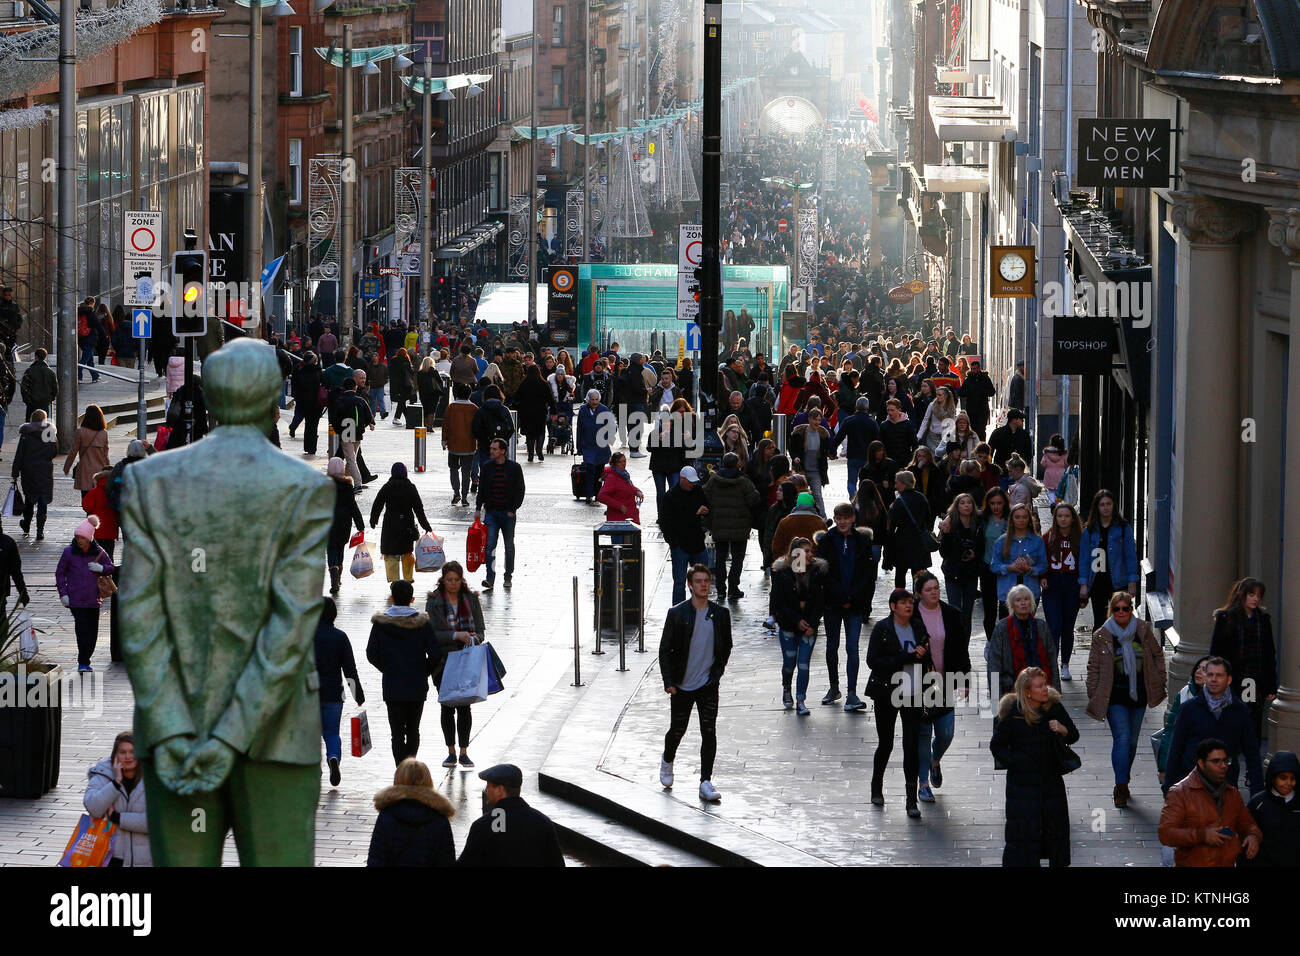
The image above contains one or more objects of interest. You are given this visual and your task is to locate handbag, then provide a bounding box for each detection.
[350,709,372,757]
[415,530,446,572]
[485,642,506,695]
[1052,733,1082,775]
[350,542,375,579]
[898,494,941,552]
[438,642,492,707]
[154,424,172,451]
[1149,728,1164,761]
[317,384,329,407]
[3,480,22,518]
[97,573,118,599]
[58,814,117,867]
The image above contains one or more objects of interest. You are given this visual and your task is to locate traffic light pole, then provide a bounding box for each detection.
[699,2,722,429]
[420,56,433,331]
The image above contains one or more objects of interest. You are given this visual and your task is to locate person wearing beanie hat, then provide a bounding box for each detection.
[370,461,431,582]
[771,491,831,563]
[81,467,124,660]
[56,513,116,671]
[326,457,364,595]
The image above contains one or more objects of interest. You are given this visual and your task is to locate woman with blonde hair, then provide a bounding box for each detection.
[366,758,456,866]
[990,666,1079,867]
[917,385,957,453]
[717,414,750,471]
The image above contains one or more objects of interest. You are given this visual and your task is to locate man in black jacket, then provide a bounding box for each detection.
[475,438,525,591]
[957,357,996,438]
[330,379,375,486]
[621,353,650,457]
[658,564,733,803]
[987,408,1033,470]
[19,347,57,422]
[1165,657,1264,797]
[658,466,709,604]
[458,763,564,866]
[815,505,876,711]
[365,580,438,765]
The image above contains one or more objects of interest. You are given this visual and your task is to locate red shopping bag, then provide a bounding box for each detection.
[350,709,372,757]
[348,530,365,549]
[465,516,487,572]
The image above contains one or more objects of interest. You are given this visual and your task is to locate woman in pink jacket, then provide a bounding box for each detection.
[597,452,644,524]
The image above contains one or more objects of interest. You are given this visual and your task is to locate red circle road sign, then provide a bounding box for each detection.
[684,239,702,266]
[778,219,788,232]
[130,226,157,255]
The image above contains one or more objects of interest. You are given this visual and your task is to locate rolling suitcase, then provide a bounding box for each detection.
[570,456,603,500]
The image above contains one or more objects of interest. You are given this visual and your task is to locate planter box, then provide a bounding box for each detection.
[0,663,63,799]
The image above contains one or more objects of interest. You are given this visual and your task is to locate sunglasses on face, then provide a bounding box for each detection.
[1114,605,1132,612]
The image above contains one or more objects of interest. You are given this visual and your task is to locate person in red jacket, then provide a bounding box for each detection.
[81,468,123,660]
[597,452,644,524]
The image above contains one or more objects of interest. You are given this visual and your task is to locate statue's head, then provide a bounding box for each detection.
[204,339,281,427]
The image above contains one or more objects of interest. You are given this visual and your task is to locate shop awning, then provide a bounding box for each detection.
[923,164,990,193]
[928,95,1016,142]
[435,220,505,259]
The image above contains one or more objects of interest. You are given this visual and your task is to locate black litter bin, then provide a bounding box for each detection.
[593,520,642,636]
[405,402,423,429]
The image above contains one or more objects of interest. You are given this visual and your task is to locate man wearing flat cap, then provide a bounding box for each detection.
[457,764,564,867]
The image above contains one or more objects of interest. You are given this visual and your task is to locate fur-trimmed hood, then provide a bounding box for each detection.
[370,610,431,628]
[374,784,455,817]
[997,687,1062,721]
[790,423,831,440]
[770,554,829,574]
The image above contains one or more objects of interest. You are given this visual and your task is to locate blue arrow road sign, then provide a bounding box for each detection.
[132,307,152,339]
[685,322,701,351]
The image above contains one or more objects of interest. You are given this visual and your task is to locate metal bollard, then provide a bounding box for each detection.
[328,425,339,458]
[571,576,583,686]
[636,543,645,652]
[414,426,427,472]
[592,549,605,655]
[773,413,787,454]
[614,544,627,672]
[508,409,519,461]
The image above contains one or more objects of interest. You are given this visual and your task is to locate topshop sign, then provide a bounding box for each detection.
[1076,119,1172,188]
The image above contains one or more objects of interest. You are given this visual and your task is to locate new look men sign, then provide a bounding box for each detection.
[1076,119,1172,187]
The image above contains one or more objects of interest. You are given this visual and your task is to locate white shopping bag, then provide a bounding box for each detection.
[16,610,38,661]
[350,542,375,579]
[414,531,446,572]
[437,643,491,707]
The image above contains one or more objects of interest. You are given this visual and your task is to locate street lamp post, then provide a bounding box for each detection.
[248,0,263,331]
[341,23,355,337]
[56,0,76,453]
[584,0,592,262]
[700,1,721,427]
[421,56,433,329]
[527,0,537,326]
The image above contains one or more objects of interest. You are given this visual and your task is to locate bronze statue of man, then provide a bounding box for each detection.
[120,338,334,865]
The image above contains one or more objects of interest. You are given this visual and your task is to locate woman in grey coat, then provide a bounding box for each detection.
[83,731,151,867]
[425,561,486,770]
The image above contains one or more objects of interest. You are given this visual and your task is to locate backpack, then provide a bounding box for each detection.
[78,313,90,339]
[490,405,514,440]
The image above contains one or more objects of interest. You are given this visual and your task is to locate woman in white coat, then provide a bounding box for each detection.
[83,731,151,867]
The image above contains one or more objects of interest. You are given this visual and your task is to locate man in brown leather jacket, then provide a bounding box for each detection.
[1159,738,1262,867]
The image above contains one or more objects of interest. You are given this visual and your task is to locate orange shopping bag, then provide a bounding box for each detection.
[57,814,117,867]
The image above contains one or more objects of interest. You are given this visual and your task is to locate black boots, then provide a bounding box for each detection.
[329,566,342,595]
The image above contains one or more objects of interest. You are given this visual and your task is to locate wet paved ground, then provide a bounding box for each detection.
[0,383,1170,865]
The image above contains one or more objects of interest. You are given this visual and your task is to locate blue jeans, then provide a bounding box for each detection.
[670,545,707,605]
[483,509,516,581]
[779,629,817,701]
[79,342,99,381]
[1041,573,1080,666]
[846,457,865,497]
[917,710,955,785]
[1107,703,1146,785]
[823,609,863,694]
[370,387,388,416]
[653,470,680,510]
[321,701,344,762]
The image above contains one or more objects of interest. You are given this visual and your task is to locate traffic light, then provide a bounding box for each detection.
[171,250,208,337]
[691,265,704,303]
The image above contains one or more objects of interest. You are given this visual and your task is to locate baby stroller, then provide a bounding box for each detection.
[548,411,574,455]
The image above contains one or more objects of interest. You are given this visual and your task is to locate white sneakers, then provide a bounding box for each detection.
[660,758,674,789]
[662,760,721,802]
[1061,664,1073,681]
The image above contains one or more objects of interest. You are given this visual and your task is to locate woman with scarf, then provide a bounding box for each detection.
[424,561,486,769]
[986,583,1059,696]
[917,386,958,454]
[789,406,833,516]
[1209,577,1278,743]
[769,536,828,716]
[1085,590,1168,808]
[865,587,931,817]
[990,666,1079,867]
[597,451,644,524]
